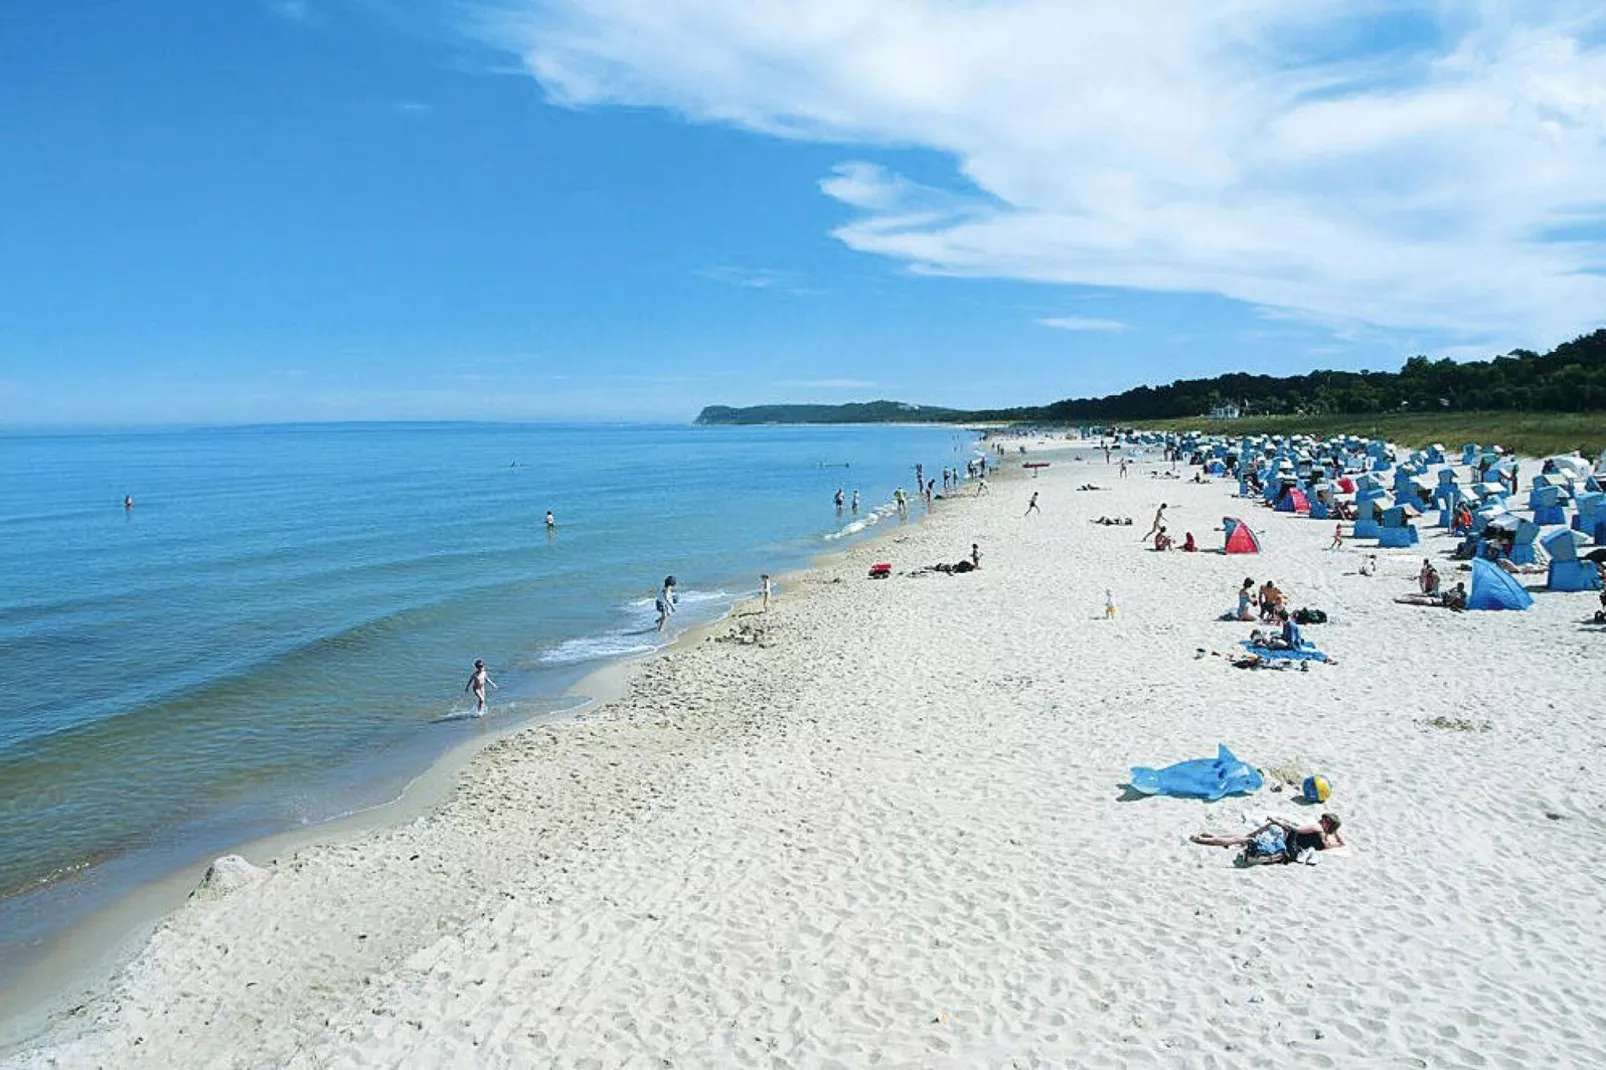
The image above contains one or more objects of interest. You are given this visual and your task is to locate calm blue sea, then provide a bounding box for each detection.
[0,421,978,984]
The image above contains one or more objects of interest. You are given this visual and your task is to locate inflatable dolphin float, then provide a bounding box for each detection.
[1128,744,1263,800]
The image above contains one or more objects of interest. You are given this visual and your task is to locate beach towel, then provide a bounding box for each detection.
[1240,640,1330,663]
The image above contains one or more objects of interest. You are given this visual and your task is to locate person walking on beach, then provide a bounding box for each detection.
[1024,491,1040,517]
[977,476,989,496]
[464,659,496,715]
[760,573,772,612]
[971,543,981,569]
[894,488,908,518]
[655,577,678,633]
[1143,503,1168,541]
[1329,522,1343,550]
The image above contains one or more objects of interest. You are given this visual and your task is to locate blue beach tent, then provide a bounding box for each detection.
[1467,557,1534,611]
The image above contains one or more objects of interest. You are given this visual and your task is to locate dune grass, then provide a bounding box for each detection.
[1125,411,1606,458]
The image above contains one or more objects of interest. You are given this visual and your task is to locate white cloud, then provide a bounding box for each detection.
[476,0,1606,352]
[1037,317,1131,333]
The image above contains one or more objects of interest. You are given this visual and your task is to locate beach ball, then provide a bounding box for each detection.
[1302,775,1332,803]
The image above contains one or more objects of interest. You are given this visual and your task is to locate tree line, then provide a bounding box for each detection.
[983,328,1606,422]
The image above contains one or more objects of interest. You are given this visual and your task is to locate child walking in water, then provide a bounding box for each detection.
[464,658,496,715]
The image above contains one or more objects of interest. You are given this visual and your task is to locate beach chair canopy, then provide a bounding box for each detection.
[1223,517,1261,554]
[1467,557,1534,611]
[1275,487,1309,513]
[1541,528,1590,562]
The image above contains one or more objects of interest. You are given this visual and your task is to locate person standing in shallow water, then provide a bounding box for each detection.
[834,488,844,514]
[464,659,496,716]
[851,489,860,514]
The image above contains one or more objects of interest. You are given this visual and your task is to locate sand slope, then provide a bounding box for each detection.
[8,443,1606,1068]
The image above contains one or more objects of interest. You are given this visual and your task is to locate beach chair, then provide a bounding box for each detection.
[1573,491,1606,544]
[1529,483,1567,526]
[1378,504,1421,548]
[1508,519,1540,565]
[1353,494,1386,539]
[1542,529,1603,591]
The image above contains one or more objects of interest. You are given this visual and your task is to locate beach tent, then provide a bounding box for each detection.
[1275,487,1309,513]
[1467,557,1534,611]
[1223,517,1261,554]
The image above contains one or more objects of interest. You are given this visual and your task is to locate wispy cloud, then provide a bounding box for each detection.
[779,378,880,390]
[266,0,320,26]
[477,1,1606,352]
[697,265,822,296]
[1037,316,1131,333]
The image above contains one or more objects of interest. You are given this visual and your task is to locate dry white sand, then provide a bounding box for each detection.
[6,440,1606,1068]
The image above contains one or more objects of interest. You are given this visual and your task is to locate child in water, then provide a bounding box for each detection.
[464,659,496,715]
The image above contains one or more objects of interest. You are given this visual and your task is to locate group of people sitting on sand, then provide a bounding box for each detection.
[1151,527,1197,551]
[1226,576,1287,621]
[1394,556,1469,610]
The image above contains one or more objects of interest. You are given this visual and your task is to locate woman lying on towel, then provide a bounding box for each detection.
[1192,813,1344,863]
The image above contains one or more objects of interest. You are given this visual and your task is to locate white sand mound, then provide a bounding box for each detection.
[190,856,266,900]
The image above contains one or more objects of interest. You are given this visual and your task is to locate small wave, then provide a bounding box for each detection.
[624,588,730,609]
[538,630,662,666]
[823,502,898,541]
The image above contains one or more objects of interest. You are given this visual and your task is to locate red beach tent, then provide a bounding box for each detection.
[1223,517,1261,554]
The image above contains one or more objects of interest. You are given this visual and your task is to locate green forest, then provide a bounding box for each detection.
[697,329,1606,439]
[1002,328,1606,422]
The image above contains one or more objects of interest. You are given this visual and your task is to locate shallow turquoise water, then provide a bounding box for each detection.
[0,420,979,980]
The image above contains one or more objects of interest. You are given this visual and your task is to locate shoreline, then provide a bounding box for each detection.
[0,440,1009,1056]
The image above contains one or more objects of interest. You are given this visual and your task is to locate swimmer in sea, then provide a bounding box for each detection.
[464,658,496,715]
[545,510,555,530]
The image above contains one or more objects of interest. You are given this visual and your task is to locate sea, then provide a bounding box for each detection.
[0,420,980,990]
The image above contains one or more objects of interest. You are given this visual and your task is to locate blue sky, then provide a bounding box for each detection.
[3,1,1604,425]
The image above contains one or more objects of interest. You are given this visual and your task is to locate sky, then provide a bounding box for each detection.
[2,1,1604,425]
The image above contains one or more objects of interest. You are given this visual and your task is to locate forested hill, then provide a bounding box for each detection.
[694,329,1606,424]
[694,401,968,425]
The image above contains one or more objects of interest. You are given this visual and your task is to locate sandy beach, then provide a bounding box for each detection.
[6,440,1605,1068]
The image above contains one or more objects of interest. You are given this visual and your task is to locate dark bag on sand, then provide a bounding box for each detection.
[1294,608,1328,625]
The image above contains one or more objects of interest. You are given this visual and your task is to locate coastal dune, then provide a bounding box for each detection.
[8,442,1606,1067]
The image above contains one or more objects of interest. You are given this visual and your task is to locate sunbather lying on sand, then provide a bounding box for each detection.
[908,559,978,576]
[1192,814,1344,862]
[1089,516,1132,525]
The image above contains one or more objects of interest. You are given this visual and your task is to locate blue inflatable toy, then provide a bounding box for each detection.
[1129,744,1264,801]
